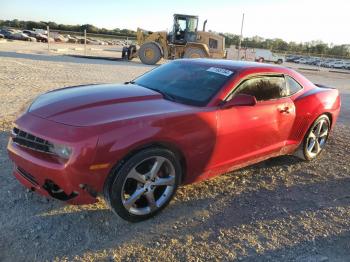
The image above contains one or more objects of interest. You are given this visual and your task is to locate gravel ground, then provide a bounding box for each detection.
[0,42,350,262]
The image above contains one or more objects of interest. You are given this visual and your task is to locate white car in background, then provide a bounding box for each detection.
[294,58,308,64]
[254,49,284,64]
[323,60,337,68]
[331,61,346,69]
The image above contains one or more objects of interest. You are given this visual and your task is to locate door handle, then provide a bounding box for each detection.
[279,107,290,114]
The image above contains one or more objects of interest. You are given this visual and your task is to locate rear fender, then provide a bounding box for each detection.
[292,87,340,141]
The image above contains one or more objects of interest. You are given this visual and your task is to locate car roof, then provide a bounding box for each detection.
[177,59,289,74]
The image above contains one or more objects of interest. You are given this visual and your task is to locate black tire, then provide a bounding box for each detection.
[302,114,330,161]
[183,47,206,58]
[138,42,162,65]
[104,147,181,222]
[277,59,283,64]
[128,45,136,60]
[258,57,264,63]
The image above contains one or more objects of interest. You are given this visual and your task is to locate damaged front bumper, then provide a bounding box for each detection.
[7,113,108,205]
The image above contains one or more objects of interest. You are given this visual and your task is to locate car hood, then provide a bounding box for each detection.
[29,83,192,127]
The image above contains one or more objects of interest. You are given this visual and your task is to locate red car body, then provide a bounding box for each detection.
[7,60,341,205]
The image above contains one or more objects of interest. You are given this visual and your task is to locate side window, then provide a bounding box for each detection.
[233,76,287,101]
[175,18,186,33]
[209,38,218,49]
[285,75,303,95]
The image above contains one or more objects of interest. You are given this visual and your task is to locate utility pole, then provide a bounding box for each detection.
[47,26,50,53]
[84,29,87,56]
[237,13,245,60]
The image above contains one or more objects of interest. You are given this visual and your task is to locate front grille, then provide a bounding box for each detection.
[17,166,39,186]
[12,127,53,154]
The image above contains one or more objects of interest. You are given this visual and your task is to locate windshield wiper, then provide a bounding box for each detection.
[124,81,135,84]
[148,88,177,102]
[129,82,178,102]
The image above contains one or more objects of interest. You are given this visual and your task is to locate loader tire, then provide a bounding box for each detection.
[128,45,136,60]
[138,42,162,65]
[183,48,206,58]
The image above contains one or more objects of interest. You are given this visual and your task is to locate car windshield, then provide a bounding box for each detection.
[134,61,234,106]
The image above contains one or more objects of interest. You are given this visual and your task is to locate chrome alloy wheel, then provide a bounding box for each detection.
[121,156,176,215]
[306,118,329,158]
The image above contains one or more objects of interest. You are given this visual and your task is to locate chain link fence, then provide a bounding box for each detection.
[0,26,137,58]
[44,27,137,58]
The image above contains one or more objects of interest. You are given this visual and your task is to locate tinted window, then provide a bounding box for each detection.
[209,38,218,49]
[134,62,234,106]
[233,76,287,101]
[286,75,303,95]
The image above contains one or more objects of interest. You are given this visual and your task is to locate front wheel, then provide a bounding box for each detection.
[183,47,206,58]
[138,42,162,65]
[104,147,181,222]
[302,114,330,161]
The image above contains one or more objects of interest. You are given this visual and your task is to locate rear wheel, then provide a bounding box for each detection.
[258,57,264,63]
[183,47,206,58]
[138,42,162,65]
[277,59,283,64]
[303,114,330,161]
[104,147,181,222]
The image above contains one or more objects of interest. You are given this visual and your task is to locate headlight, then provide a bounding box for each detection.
[49,143,72,159]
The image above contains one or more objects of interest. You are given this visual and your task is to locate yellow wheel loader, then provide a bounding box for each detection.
[124,14,226,65]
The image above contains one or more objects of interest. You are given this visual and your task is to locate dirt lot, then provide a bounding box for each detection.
[0,41,350,262]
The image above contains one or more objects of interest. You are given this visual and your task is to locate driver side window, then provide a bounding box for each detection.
[176,19,186,31]
[232,75,287,101]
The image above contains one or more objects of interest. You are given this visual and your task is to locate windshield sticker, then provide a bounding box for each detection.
[206,67,233,77]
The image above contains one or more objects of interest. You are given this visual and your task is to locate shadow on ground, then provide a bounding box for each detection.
[1,124,349,261]
[1,132,349,261]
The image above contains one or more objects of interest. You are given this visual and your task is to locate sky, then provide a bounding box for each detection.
[1,0,349,45]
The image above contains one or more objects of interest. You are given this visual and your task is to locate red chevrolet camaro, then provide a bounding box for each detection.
[8,59,341,222]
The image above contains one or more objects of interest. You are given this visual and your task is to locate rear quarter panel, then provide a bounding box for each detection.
[291,86,340,143]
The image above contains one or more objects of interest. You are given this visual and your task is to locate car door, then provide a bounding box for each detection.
[210,74,296,170]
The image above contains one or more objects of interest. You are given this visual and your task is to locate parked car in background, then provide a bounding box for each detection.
[11,32,36,41]
[0,29,15,39]
[310,59,322,65]
[54,34,67,42]
[331,61,346,69]
[254,48,284,64]
[286,54,350,70]
[0,27,128,46]
[23,30,48,42]
[322,60,335,68]
[66,35,79,43]
[287,55,303,62]
[294,58,308,64]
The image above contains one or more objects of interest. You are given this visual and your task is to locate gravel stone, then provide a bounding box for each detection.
[1,41,350,261]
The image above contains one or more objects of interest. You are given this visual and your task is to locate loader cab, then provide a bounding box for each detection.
[171,14,198,45]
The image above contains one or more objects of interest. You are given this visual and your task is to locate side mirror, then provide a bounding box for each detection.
[221,94,257,109]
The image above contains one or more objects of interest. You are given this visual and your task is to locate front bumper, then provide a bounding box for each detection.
[7,113,107,205]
